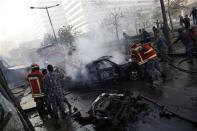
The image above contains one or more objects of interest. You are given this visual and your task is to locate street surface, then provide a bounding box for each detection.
[25,56,197,131]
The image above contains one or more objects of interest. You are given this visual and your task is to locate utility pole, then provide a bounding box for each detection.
[30,4,59,44]
[160,0,172,53]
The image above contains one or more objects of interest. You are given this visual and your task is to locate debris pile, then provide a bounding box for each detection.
[73,91,148,131]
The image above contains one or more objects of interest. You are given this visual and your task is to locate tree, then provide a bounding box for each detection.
[58,25,79,47]
[166,0,187,31]
[152,7,163,21]
[160,0,172,53]
[103,8,124,41]
[42,33,56,47]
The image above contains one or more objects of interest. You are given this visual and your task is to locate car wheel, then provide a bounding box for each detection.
[128,69,138,80]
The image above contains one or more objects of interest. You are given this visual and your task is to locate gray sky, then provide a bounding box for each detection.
[0,0,36,56]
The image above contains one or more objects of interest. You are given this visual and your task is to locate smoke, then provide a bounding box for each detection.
[64,29,126,82]
[0,26,127,86]
[2,40,42,66]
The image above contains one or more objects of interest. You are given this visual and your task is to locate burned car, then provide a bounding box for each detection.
[83,56,139,85]
[72,91,148,131]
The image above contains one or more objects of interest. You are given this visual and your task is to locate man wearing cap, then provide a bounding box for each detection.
[27,64,46,120]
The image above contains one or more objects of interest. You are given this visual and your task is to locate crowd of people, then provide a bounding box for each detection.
[123,7,197,88]
[27,64,71,128]
[179,7,197,31]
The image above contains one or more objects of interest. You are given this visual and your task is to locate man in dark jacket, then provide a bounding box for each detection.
[190,7,197,25]
[142,28,151,43]
[43,64,71,119]
[183,15,190,31]
[152,26,159,38]
[173,29,193,64]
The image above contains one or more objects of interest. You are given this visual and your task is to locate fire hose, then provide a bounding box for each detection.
[155,47,197,76]
[141,95,197,125]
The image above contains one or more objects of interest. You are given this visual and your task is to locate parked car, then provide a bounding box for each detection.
[82,56,139,85]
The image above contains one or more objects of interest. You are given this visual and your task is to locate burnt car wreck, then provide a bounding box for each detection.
[71,90,197,131]
[72,91,148,131]
[81,56,139,86]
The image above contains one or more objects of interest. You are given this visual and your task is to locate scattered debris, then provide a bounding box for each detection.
[76,124,95,131]
[73,91,148,130]
[159,109,174,118]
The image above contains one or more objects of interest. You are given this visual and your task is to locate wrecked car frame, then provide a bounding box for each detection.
[84,56,139,86]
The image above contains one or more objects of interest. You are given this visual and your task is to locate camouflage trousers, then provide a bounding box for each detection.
[47,95,67,119]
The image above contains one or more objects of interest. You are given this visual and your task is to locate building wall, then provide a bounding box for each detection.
[61,0,90,33]
[61,0,156,35]
[31,0,157,38]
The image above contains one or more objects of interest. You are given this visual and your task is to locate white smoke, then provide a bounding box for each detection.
[64,30,127,82]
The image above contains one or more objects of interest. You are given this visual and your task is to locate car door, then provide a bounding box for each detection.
[96,60,119,81]
[86,63,100,83]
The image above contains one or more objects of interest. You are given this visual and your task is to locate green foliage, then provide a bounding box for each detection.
[166,0,187,15]
[42,33,56,47]
[58,25,79,47]
[41,25,79,48]
[152,7,162,20]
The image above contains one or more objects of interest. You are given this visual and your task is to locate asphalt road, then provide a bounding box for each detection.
[25,56,197,131]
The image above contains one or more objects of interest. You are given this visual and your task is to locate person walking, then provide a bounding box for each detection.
[173,29,194,64]
[183,15,191,31]
[190,7,197,25]
[152,26,159,38]
[142,28,151,43]
[154,33,169,57]
[179,15,184,28]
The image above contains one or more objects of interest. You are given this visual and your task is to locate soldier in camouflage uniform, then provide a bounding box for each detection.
[43,64,67,119]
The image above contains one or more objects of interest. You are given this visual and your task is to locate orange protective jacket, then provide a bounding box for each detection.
[27,70,44,98]
[131,43,157,65]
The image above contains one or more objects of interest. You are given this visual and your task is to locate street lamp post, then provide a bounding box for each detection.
[30,4,59,44]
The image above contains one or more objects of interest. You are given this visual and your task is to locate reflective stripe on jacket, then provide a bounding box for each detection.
[27,71,44,98]
[143,43,157,60]
[131,43,157,65]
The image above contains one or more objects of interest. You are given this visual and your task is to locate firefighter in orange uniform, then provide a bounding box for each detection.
[27,64,45,120]
[131,42,163,88]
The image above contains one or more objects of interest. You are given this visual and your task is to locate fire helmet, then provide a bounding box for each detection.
[31,64,39,70]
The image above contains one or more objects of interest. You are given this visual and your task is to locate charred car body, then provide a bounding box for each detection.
[82,56,139,86]
[73,91,147,131]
